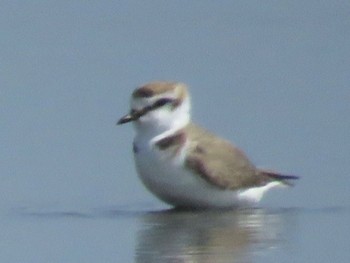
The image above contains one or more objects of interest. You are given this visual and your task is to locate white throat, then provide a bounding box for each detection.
[133,97,191,140]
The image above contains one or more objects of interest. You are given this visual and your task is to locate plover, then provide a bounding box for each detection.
[118,81,298,208]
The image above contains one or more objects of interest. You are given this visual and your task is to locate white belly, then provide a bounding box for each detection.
[132,139,269,208]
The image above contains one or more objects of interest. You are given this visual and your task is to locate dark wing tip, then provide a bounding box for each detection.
[259,169,300,187]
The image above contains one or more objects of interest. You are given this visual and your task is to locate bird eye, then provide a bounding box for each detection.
[153,98,174,108]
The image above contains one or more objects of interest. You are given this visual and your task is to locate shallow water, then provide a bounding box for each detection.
[1,205,349,263]
[1,1,349,262]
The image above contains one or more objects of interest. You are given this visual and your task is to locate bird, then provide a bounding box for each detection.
[117,81,298,209]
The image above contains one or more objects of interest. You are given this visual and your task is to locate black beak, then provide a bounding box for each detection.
[117,113,136,125]
[117,107,149,125]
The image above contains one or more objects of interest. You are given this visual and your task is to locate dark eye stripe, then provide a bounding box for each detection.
[129,98,177,120]
[153,98,174,109]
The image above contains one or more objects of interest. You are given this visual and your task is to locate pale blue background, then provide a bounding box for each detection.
[1,1,349,262]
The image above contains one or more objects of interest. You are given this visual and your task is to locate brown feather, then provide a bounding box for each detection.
[184,124,281,190]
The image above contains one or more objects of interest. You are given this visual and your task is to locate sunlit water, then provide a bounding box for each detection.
[1,204,349,262]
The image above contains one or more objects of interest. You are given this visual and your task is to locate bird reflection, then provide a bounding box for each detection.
[135,208,282,263]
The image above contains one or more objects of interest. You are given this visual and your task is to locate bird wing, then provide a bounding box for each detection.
[184,124,272,190]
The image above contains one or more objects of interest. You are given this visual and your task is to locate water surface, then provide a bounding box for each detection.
[1,205,348,262]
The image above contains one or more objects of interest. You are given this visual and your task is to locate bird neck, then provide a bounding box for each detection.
[134,99,191,141]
